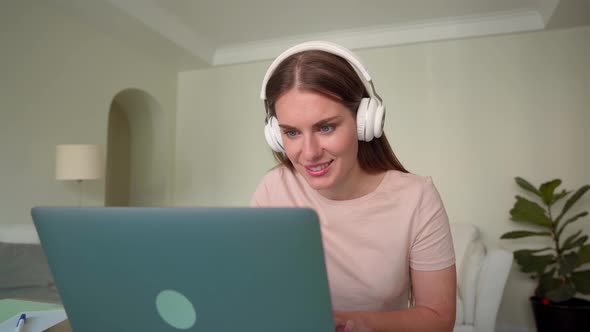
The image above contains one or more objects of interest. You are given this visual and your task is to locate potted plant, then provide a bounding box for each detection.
[501,177,590,332]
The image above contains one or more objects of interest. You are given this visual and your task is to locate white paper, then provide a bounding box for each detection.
[0,310,67,332]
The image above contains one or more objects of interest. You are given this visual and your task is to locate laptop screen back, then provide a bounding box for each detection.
[31,207,334,332]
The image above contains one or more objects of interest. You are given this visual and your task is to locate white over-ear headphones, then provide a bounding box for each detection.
[260,41,386,153]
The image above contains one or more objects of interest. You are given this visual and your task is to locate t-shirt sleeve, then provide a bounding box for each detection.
[409,177,455,271]
[250,178,270,207]
[249,168,279,207]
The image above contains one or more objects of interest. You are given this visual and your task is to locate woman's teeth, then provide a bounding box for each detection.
[309,162,331,171]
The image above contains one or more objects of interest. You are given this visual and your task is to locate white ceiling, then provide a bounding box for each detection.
[53,0,589,70]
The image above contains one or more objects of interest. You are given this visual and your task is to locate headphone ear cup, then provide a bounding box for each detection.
[264,116,285,153]
[264,122,278,151]
[356,98,370,141]
[374,103,385,138]
[356,98,378,141]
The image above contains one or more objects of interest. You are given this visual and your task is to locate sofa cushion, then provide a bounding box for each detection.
[453,325,474,332]
[0,223,59,302]
[455,293,464,325]
[461,241,485,324]
[0,223,40,244]
[449,223,479,286]
[450,223,484,326]
[0,242,54,288]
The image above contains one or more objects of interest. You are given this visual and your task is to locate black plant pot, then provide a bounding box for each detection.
[530,296,590,332]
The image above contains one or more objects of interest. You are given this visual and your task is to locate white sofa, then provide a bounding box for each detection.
[0,223,60,302]
[0,223,40,244]
[451,223,513,332]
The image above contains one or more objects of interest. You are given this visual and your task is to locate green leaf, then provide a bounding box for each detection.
[556,185,590,223]
[514,177,541,197]
[510,196,553,228]
[552,190,570,205]
[501,231,552,239]
[540,179,562,205]
[514,248,552,256]
[562,230,583,248]
[576,244,590,267]
[564,229,583,241]
[571,269,590,294]
[545,282,576,302]
[559,252,579,276]
[562,234,588,251]
[514,252,555,274]
[515,177,541,197]
[535,269,558,298]
[557,212,589,238]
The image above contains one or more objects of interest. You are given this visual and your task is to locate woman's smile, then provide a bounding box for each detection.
[305,160,334,176]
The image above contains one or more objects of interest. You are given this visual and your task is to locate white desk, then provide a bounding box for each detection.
[0,299,70,332]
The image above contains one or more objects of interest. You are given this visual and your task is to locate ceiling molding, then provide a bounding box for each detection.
[105,0,215,64]
[212,9,545,66]
[535,0,561,24]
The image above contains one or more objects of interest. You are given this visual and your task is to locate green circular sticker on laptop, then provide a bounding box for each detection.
[156,289,197,329]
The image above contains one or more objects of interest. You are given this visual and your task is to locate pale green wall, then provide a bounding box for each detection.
[175,60,273,206]
[175,26,590,330]
[0,1,178,223]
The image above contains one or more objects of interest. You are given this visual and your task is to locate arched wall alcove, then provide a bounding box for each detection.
[105,88,168,206]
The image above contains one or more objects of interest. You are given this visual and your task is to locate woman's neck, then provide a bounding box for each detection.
[318,166,386,201]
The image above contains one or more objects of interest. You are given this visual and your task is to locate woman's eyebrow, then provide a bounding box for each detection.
[312,116,341,126]
[278,124,297,130]
[278,116,343,130]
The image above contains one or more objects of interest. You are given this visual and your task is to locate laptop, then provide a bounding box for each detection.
[31,207,334,332]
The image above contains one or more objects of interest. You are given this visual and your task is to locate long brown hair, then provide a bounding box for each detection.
[264,50,408,174]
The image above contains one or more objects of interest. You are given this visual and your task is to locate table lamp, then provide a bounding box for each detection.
[55,144,104,206]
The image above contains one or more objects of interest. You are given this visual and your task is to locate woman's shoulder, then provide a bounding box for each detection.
[251,165,307,207]
[254,165,303,195]
[259,165,297,184]
[383,169,435,188]
[378,170,440,200]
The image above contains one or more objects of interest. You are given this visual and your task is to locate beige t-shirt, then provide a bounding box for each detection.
[250,166,455,311]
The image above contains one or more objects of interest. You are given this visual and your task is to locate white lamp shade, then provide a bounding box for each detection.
[55,144,105,180]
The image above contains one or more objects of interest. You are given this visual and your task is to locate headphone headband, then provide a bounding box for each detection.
[260,41,378,103]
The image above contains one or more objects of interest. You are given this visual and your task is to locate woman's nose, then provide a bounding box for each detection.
[302,134,322,160]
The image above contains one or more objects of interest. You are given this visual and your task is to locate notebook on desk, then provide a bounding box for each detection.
[30,207,334,332]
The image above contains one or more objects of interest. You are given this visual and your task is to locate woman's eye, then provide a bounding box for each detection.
[320,125,334,133]
[284,130,298,137]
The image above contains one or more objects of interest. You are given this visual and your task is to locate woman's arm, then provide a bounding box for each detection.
[334,265,456,332]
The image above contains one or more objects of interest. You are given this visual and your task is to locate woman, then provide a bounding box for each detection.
[251,41,456,332]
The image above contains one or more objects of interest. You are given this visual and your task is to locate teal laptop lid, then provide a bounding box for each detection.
[31,207,334,332]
